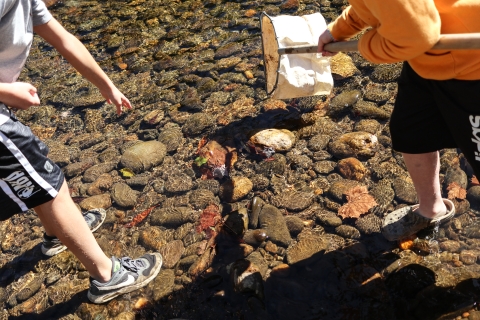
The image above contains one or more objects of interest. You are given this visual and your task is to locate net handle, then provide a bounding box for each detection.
[278,33,480,54]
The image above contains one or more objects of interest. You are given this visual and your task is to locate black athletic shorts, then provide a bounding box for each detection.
[390,62,480,178]
[0,104,64,221]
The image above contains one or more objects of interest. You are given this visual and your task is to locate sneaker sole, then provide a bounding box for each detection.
[87,253,163,304]
[41,245,67,256]
[41,209,107,257]
[89,208,107,233]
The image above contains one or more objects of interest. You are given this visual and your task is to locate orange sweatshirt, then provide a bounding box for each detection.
[328,0,480,80]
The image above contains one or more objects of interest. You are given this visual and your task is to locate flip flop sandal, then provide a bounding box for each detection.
[381,198,455,242]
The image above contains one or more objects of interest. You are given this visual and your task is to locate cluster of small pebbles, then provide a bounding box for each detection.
[1,0,480,319]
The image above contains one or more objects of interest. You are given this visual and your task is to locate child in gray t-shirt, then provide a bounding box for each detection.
[0,0,162,304]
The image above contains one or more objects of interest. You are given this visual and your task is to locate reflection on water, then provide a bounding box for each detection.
[1,0,480,319]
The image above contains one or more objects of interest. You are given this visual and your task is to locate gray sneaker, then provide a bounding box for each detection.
[41,208,107,256]
[382,199,455,241]
[88,253,163,304]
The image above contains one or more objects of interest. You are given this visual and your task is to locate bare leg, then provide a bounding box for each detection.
[34,180,112,282]
[402,152,447,218]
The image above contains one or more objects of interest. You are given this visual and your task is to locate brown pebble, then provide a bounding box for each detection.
[271,264,290,277]
[264,241,278,254]
[253,229,268,242]
[244,70,254,79]
[453,260,463,267]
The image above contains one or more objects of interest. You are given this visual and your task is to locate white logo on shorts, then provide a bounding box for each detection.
[3,171,41,199]
[44,161,53,173]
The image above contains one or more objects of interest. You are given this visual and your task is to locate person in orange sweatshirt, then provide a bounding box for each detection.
[318,0,480,241]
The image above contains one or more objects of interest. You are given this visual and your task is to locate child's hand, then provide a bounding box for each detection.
[0,82,41,109]
[318,29,337,57]
[101,87,132,115]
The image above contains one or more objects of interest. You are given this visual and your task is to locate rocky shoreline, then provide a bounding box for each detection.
[2,0,480,319]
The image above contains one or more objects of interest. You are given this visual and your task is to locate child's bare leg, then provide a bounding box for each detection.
[34,180,112,282]
[402,151,447,218]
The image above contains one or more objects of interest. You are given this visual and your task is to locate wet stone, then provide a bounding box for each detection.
[157,127,183,153]
[125,173,150,189]
[316,210,342,227]
[249,196,265,229]
[183,240,207,257]
[182,232,205,248]
[355,213,382,235]
[182,113,215,136]
[219,176,253,203]
[111,183,139,208]
[250,174,270,191]
[370,179,395,209]
[330,52,358,79]
[255,154,287,176]
[308,134,331,152]
[79,194,112,211]
[328,90,361,117]
[143,109,164,126]
[287,153,312,170]
[120,141,167,173]
[98,147,120,163]
[337,157,367,181]
[46,141,71,167]
[246,251,269,277]
[149,269,175,301]
[370,63,403,83]
[63,159,95,178]
[393,178,418,204]
[139,226,173,251]
[258,204,292,247]
[335,225,361,239]
[165,173,193,194]
[189,189,217,210]
[150,207,195,228]
[459,250,479,265]
[352,100,390,120]
[354,119,381,135]
[363,83,392,103]
[224,209,249,236]
[286,230,330,265]
[313,160,336,175]
[439,240,462,253]
[243,229,268,247]
[285,215,304,237]
[467,186,480,209]
[87,173,113,196]
[443,166,468,190]
[329,132,378,160]
[328,179,363,202]
[231,259,264,299]
[270,190,314,212]
[249,129,296,152]
[159,240,185,269]
[196,179,220,195]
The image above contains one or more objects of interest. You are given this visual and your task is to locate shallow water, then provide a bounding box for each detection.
[2,0,480,319]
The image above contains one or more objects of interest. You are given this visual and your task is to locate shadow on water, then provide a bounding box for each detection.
[132,225,480,320]
[0,244,48,289]
[6,227,480,320]
[9,291,88,320]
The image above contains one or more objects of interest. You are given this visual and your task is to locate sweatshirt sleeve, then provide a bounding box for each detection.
[359,0,441,63]
[328,6,369,41]
[329,0,441,64]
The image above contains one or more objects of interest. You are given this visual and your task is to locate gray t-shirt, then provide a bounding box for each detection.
[0,0,52,125]
[0,0,52,84]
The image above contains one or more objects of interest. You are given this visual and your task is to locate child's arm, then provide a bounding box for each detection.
[33,18,132,115]
[0,82,40,109]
